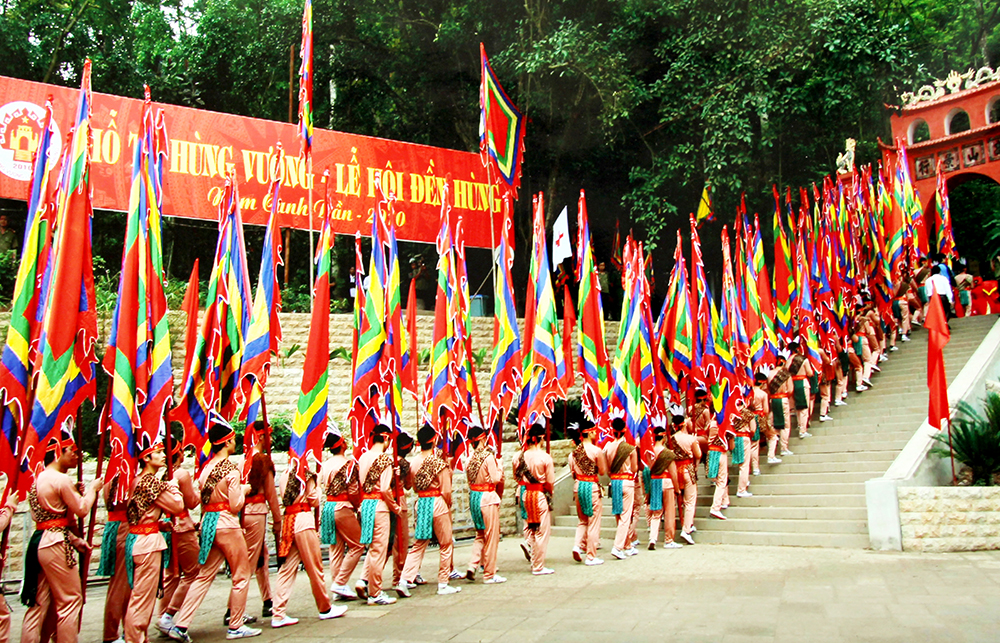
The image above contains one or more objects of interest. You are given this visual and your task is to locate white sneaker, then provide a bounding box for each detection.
[709,510,727,520]
[226,625,262,639]
[394,581,411,598]
[270,617,298,629]
[332,585,358,601]
[856,384,868,392]
[631,539,640,549]
[366,592,397,606]
[690,526,697,532]
[890,345,899,351]
[571,547,582,562]
[626,547,639,557]
[354,581,369,600]
[767,456,782,464]
[158,615,175,635]
[737,491,753,498]
[436,583,461,595]
[662,541,683,549]
[781,450,794,456]
[834,399,847,406]
[610,547,628,560]
[679,531,695,545]
[319,606,347,619]
[901,334,910,342]
[584,557,604,566]
[820,415,833,422]
[532,567,555,575]
[752,469,761,476]
[871,364,881,372]
[448,570,463,581]
[483,575,507,584]
[879,354,888,362]
[862,379,873,387]
[799,432,812,438]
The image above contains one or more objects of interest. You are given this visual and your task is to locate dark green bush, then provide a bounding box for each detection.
[930,392,1000,486]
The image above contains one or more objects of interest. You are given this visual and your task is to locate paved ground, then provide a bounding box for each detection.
[7,536,999,643]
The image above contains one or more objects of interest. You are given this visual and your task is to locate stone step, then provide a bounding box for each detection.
[778,431,915,446]
[775,451,897,465]
[693,505,868,521]
[696,481,867,495]
[750,460,889,475]
[691,493,866,507]
[684,530,871,548]
[780,439,910,455]
[691,517,867,535]
[695,470,876,485]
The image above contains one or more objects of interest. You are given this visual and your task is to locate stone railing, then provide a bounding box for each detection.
[866,318,1000,551]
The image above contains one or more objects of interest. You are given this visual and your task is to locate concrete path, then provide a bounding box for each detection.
[9,536,998,643]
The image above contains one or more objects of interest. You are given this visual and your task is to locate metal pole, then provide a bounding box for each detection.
[308,155,314,288]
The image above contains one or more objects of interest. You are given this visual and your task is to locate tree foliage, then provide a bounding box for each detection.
[0,0,995,290]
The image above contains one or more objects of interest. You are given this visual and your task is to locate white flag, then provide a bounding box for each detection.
[552,206,572,268]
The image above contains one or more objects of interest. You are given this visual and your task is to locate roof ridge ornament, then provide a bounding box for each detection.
[901,67,1000,106]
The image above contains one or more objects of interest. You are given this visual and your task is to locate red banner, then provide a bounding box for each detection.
[0,75,501,247]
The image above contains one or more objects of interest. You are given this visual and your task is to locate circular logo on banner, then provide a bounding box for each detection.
[0,101,62,182]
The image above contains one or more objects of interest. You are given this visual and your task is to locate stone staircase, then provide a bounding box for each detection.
[552,314,998,548]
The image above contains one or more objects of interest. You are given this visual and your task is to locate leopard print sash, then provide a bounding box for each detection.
[127,473,170,525]
[200,459,237,506]
[465,445,489,486]
[362,453,394,494]
[788,353,806,375]
[413,453,447,492]
[325,460,356,497]
[281,468,316,507]
[28,484,75,568]
[572,444,597,477]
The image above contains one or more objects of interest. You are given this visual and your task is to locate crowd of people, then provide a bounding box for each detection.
[6,251,968,643]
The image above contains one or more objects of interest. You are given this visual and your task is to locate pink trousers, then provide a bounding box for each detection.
[401,504,453,585]
[710,460,729,513]
[242,514,272,603]
[124,551,162,643]
[20,544,82,643]
[360,512,390,596]
[680,472,697,534]
[159,531,200,617]
[647,481,676,544]
[272,529,331,618]
[737,436,751,494]
[104,526,130,640]
[524,494,550,572]
[173,529,250,630]
[329,507,364,588]
[573,485,602,560]
[466,504,500,580]
[612,481,635,551]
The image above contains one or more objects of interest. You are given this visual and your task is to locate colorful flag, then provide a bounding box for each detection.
[935,160,955,260]
[690,213,711,387]
[610,237,653,441]
[488,194,522,435]
[657,231,692,399]
[25,61,99,483]
[423,188,458,443]
[480,43,526,198]
[288,188,333,480]
[519,193,566,430]
[180,260,200,384]
[772,186,797,343]
[298,0,313,156]
[575,190,609,421]
[171,173,252,464]
[552,205,572,267]
[102,89,173,500]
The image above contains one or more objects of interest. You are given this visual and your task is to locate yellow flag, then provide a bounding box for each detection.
[696,183,714,224]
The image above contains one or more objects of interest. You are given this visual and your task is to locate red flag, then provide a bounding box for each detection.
[926,293,950,429]
[561,283,576,391]
[404,279,418,398]
[180,259,200,384]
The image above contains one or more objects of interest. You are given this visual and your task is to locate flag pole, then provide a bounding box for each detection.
[308,155,314,288]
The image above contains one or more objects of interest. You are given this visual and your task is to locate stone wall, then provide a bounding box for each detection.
[898,486,1000,552]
